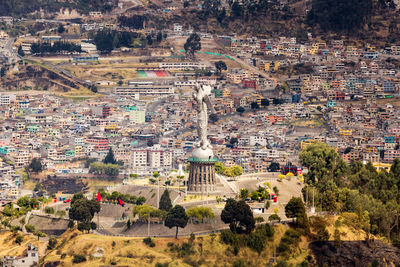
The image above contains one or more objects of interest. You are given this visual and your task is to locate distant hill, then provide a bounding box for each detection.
[167,0,400,46]
[0,0,118,16]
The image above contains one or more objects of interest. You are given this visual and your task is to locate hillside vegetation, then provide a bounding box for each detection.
[150,0,400,46]
[42,226,289,267]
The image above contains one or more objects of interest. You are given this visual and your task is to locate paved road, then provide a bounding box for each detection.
[112,0,143,15]
[1,37,17,62]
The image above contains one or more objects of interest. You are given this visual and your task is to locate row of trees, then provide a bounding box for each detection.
[89,162,119,176]
[31,41,82,55]
[133,202,189,238]
[300,142,400,242]
[92,30,136,53]
[118,15,146,29]
[215,162,243,177]
[98,189,146,205]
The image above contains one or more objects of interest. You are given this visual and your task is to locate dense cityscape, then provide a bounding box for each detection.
[0,0,400,266]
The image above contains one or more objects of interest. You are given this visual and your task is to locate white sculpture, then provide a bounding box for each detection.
[193,84,215,151]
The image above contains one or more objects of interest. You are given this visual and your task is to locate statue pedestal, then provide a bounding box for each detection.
[187,148,217,193]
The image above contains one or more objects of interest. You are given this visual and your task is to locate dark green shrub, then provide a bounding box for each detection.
[72,254,86,263]
[45,207,55,214]
[179,242,194,257]
[25,224,35,233]
[47,236,58,250]
[233,244,240,256]
[220,229,236,245]
[143,237,155,247]
[233,259,245,267]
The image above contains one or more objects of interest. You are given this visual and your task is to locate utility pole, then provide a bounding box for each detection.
[148,216,150,237]
[158,176,160,208]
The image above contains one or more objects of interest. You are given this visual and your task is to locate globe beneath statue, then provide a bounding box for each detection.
[191,147,214,161]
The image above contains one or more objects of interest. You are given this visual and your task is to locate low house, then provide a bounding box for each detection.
[3,244,39,267]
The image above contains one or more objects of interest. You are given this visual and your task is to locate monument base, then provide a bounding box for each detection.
[187,157,217,193]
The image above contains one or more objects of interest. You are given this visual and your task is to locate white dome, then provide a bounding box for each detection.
[192,147,214,160]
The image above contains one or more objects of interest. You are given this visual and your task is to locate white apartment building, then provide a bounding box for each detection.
[0,94,16,105]
[130,150,148,169]
[173,23,183,33]
[129,110,146,123]
[12,149,30,167]
[129,147,172,174]
[159,62,207,70]
[250,136,267,147]
[81,42,98,54]
[115,86,174,98]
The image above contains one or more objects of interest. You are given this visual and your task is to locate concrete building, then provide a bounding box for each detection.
[3,244,39,267]
[115,86,174,98]
[129,110,146,123]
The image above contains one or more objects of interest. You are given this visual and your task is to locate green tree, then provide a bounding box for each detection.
[69,193,100,231]
[390,158,400,178]
[209,113,218,123]
[285,197,306,219]
[251,102,259,109]
[186,206,215,223]
[15,234,23,245]
[215,60,227,75]
[0,67,6,77]
[236,106,245,115]
[17,196,30,208]
[268,214,281,222]
[156,31,163,43]
[268,162,280,172]
[29,158,42,173]
[133,204,156,222]
[240,188,249,200]
[25,224,35,233]
[146,35,153,46]
[18,45,25,57]
[285,197,310,233]
[184,33,201,58]
[47,236,57,250]
[57,24,65,34]
[299,142,346,185]
[215,162,225,174]
[103,147,116,164]
[221,198,255,234]
[159,190,172,212]
[165,205,189,238]
[35,231,46,240]
[316,227,330,241]
[261,98,270,107]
